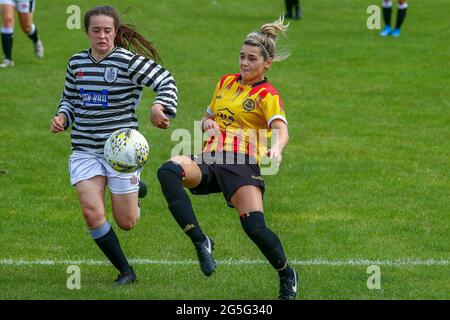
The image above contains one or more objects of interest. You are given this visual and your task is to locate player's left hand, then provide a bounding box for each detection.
[266,147,283,167]
[151,104,169,129]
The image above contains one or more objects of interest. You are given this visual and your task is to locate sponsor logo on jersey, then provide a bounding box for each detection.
[104,67,118,83]
[216,108,235,126]
[80,88,109,108]
[243,98,256,111]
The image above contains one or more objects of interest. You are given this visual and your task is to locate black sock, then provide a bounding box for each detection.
[157,161,206,243]
[240,211,288,270]
[396,8,407,29]
[91,222,131,273]
[382,7,392,27]
[278,264,295,278]
[284,0,293,18]
[1,32,13,60]
[294,0,301,19]
[27,26,39,44]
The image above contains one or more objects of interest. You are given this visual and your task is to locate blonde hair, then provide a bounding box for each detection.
[244,17,290,61]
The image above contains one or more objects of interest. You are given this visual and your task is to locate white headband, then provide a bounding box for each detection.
[245,38,272,58]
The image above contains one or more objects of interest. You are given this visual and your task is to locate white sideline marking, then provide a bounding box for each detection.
[0,258,448,267]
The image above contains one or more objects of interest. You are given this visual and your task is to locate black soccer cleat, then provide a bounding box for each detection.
[278,268,298,300]
[138,180,148,199]
[114,267,137,285]
[194,236,216,276]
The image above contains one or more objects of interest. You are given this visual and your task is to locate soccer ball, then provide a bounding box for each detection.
[104,128,149,173]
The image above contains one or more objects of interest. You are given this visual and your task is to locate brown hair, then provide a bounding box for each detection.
[244,17,289,61]
[84,6,161,62]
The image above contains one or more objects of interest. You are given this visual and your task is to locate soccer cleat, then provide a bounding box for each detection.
[138,180,148,198]
[34,40,44,59]
[278,268,298,300]
[0,59,14,68]
[114,267,137,285]
[391,28,401,37]
[379,25,392,37]
[194,236,216,276]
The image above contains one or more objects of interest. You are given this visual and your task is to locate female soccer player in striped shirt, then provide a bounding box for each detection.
[50,6,178,285]
[157,18,297,299]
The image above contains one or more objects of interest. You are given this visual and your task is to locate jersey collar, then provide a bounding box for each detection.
[237,74,268,87]
[88,47,118,64]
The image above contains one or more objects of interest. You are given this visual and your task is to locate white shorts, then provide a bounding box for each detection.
[68,151,142,195]
[0,0,35,13]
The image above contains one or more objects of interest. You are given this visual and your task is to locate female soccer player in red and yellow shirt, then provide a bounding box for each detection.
[201,71,287,164]
[157,18,297,300]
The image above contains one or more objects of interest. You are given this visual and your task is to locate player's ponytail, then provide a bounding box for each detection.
[244,17,290,61]
[84,6,161,63]
[115,23,161,63]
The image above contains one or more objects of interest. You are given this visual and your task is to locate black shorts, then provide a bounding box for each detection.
[189,152,265,208]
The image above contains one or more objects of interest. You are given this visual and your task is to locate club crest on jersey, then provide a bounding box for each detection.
[242,98,256,112]
[104,67,118,83]
[130,175,139,185]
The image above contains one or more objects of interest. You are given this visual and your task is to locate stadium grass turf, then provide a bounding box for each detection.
[0,0,448,299]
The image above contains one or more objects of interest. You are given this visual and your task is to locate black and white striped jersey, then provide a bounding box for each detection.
[57,47,178,155]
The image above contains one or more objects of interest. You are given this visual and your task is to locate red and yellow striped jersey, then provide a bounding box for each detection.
[203,73,287,162]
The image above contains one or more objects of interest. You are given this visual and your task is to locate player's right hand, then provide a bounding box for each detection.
[50,114,67,133]
[151,104,170,129]
[202,119,220,137]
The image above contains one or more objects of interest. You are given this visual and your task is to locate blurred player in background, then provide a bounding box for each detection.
[284,0,302,20]
[157,18,298,300]
[0,0,44,67]
[380,0,408,37]
[50,6,177,285]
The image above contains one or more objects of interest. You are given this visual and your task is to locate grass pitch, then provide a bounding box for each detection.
[0,0,449,299]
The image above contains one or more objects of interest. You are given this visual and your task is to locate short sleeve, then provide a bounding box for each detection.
[206,80,221,115]
[262,92,287,127]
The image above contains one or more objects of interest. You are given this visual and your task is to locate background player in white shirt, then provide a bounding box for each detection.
[0,0,44,67]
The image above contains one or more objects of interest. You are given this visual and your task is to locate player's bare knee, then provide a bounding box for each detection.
[117,219,136,231]
[2,17,14,27]
[21,25,32,34]
[82,208,104,226]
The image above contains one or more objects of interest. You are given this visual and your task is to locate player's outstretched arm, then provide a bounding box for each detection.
[266,119,289,166]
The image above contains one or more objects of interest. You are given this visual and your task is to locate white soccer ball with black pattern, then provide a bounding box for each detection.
[104,128,149,173]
